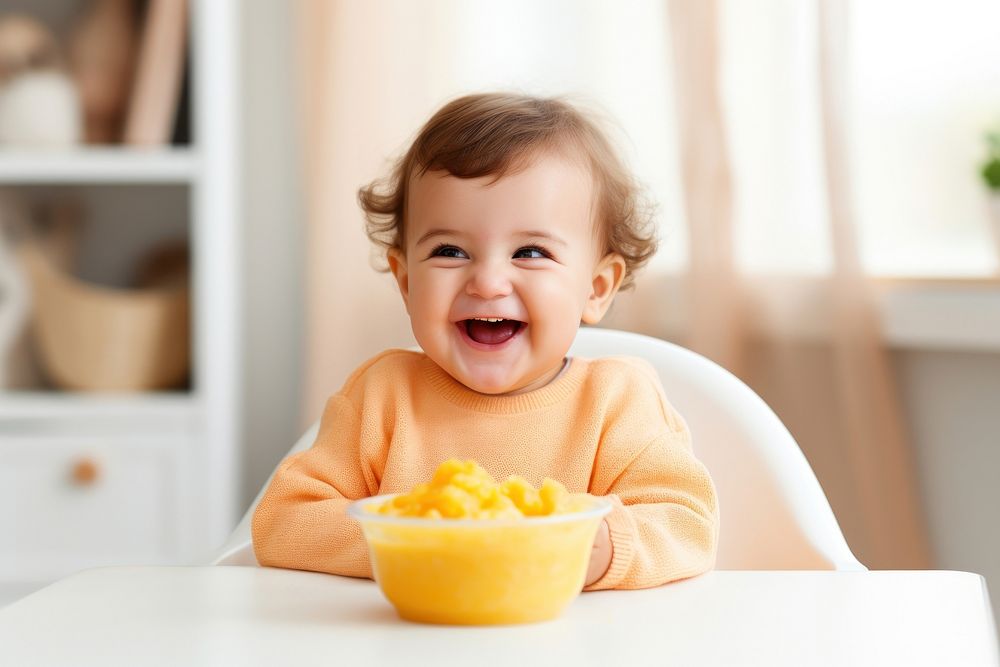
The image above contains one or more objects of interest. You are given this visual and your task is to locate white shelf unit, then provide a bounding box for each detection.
[0,148,198,184]
[0,393,197,425]
[0,0,240,606]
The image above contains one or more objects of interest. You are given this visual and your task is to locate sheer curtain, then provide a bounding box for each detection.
[664,0,930,568]
[295,0,934,568]
[295,0,454,420]
[816,0,930,568]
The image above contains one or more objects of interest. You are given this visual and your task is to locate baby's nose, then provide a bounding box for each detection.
[465,262,513,299]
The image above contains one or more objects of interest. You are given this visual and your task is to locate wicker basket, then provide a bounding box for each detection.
[17,243,190,391]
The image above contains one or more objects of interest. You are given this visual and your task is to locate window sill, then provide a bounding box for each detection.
[872,277,1000,351]
[617,274,1000,352]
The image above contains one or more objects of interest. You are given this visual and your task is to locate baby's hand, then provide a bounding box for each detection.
[584,518,612,587]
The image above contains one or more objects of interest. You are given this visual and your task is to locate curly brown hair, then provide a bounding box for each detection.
[358,92,657,290]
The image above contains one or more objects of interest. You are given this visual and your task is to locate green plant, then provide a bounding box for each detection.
[983,131,1000,192]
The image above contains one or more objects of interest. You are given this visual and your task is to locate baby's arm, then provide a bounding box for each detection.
[585,414,719,591]
[251,395,375,578]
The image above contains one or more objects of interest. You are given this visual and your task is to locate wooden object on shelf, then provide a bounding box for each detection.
[123,0,188,147]
[68,0,140,144]
[18,241,190,392]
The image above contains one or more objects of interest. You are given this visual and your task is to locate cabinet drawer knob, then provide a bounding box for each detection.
[71,459,100,486]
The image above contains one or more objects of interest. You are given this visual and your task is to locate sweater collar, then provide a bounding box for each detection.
[419,355,587,413]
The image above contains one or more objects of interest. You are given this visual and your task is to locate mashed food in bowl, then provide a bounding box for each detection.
[373,458,588,519]
[351,459,610,625]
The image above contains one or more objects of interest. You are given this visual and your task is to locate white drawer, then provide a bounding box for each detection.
[0,436,186,581]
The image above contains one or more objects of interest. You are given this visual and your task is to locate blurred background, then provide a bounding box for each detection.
[0,0,998,629]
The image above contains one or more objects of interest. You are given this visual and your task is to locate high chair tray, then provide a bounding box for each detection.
[0,566,996,666]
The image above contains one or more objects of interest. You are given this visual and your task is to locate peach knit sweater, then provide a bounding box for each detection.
[252,349,719,590]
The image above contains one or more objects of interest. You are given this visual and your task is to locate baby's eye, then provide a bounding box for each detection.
[430,244,468,259]
[512,246,550,260]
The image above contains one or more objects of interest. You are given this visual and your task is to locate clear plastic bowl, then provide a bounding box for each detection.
[348,493,612,625]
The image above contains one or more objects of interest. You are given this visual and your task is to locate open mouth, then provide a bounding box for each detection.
[460,318,525,346]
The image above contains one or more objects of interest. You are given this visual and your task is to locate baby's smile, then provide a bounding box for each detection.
[459,317,525,348]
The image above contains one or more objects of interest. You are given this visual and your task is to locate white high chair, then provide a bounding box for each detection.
[214,327,865,571]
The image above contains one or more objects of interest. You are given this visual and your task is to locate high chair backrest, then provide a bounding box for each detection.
[214,327,865,570]
[566,328,864,570]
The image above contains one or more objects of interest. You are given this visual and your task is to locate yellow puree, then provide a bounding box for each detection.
[374,458,584,519]
[362,459,600,624]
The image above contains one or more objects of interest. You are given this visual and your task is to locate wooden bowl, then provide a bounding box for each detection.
[17,243,190,391]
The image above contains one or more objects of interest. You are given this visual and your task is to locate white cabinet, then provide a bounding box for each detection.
[0,434,187,581]
[0,0,240,605]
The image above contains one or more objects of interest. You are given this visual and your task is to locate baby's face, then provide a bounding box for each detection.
[389,152,623,395]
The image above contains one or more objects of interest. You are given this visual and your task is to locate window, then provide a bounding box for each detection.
[723,0,1000,277]
[394,0,1000,278]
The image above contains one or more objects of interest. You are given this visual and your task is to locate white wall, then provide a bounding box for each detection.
[239,0,305,512]
[896,350,1000,591]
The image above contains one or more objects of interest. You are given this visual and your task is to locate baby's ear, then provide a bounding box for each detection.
[387,248,411,312]
[582,252,626,324]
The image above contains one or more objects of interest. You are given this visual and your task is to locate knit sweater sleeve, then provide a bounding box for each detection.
[584,363,720,591]
[251,393,375,578]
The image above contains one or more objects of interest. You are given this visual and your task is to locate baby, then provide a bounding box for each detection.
[252,93,719,589]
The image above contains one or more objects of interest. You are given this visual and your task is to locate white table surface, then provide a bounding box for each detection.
[0,566,996,667]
